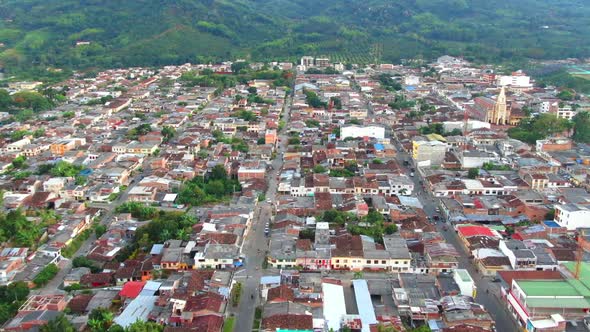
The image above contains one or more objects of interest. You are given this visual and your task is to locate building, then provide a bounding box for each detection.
[265,129,277,145]
[496,71,533,89]
[485,87,510,125]
[412,137,448,167]
[341,125,385,140]
[300,56,314,67]
[554,203,590,231]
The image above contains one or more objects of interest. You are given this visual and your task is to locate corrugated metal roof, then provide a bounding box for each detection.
[352,279,377,332]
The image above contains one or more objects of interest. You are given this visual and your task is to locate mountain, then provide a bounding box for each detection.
[0,0,589,74]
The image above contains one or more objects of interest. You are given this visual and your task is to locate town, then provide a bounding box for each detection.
[0,55,589,332]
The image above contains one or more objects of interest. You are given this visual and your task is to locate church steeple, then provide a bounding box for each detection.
[488,86,509,125]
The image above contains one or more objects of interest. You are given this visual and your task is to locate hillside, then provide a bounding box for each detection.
[0,0,589,75]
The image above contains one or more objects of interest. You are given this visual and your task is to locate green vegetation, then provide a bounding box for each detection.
[573,111,590,143]
[177,165,241,206]
[40,313,77,332]
[0,282,29,325]
[312,165,327,173]
[537,69,590,94]
[347,210,391,244]
[419,123,461,137]
[468,168,480,179]
[88,308,114,332]
[482,162,511,171]
[33,263,59,288]
[161,126,176,143]
[115,202,158,220]
[231,282,243,307]
[126,124,152,140]
[61,227,93,258]
[319,209,358,226]
[304,90,327,109]
[3,0,590,76]
[223,317,236,332]
[72,256,100,273]
[508,113,572,144]
[329,168,355,177]
[305,67,340,75]
[376,74,402,91]
[37,160,85,177]
[118,212,197,261]
[389,95,416,110]
[0,209,43,247]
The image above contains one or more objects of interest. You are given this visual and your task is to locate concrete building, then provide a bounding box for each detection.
[554,203,590,231]
[412,137,448,167]
[341,125,385,140]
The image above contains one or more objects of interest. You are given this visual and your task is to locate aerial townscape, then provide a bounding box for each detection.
[1,2,590,332]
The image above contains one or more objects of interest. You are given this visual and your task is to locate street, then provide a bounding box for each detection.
[32,172,144,296]
[232,96,292,331]
[393,141,520,332]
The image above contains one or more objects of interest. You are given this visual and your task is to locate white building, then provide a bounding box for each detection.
[453,269,476,298]
[554,203,590,231]
[341,125,385,140]
[496,71,532,89]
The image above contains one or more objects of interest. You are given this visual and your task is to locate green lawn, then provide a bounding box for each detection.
[223,317,235,332]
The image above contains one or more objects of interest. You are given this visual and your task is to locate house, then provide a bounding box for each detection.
[261,302,313,332]
[554,203,590,231]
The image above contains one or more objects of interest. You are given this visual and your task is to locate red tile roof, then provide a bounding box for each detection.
[262,314,313,330]
[457,225,496,238]
[119,281,146,299]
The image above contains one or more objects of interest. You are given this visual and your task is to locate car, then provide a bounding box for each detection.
[410,172,414,177]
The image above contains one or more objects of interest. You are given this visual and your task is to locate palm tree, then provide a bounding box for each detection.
[399,188,408,196]
[41,314,76,332]
[353,271,363,279]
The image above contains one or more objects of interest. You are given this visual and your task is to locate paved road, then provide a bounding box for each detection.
[32,172,144,296]
[392,142,519,332]
[233,96,292,331]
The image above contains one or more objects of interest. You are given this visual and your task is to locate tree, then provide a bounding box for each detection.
[95,224,107,238]
[33,263,59,287]
[364,210,384,224]
[572,111,590,143]
[40,313,76,332]
[313,165,327,173]
[468,168,479,179]
[126,320,164,332]
[557,90,574,101]
[384,224,398,235]
[161,126,176,143]
[89,307,114,332]
[353,271,364,279]
[0,89,11,111]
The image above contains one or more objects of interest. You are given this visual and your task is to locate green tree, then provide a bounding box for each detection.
[313,165,327,173]
[384,224,398,235]
[40,313,76,332]
[33,263,59,287]
[89,307,114,332]
[161,126,176,143]
[468,168,479,179]
[0,89,11,110]
[573,111,590,143]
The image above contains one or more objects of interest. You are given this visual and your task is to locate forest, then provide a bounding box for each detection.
[0,0,589,76]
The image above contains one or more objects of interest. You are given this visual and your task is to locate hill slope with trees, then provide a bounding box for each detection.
[0,0,589,75]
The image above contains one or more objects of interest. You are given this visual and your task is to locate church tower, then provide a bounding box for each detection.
[489,86,509,125]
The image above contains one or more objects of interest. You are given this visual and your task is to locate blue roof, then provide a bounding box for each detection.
[149,244,164,255]
[260,276,281,285]
[544,220,561,228]
[352,279,377,332]
[405,86,416,91]
[374,143,384,151]
[79,169,93,176]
